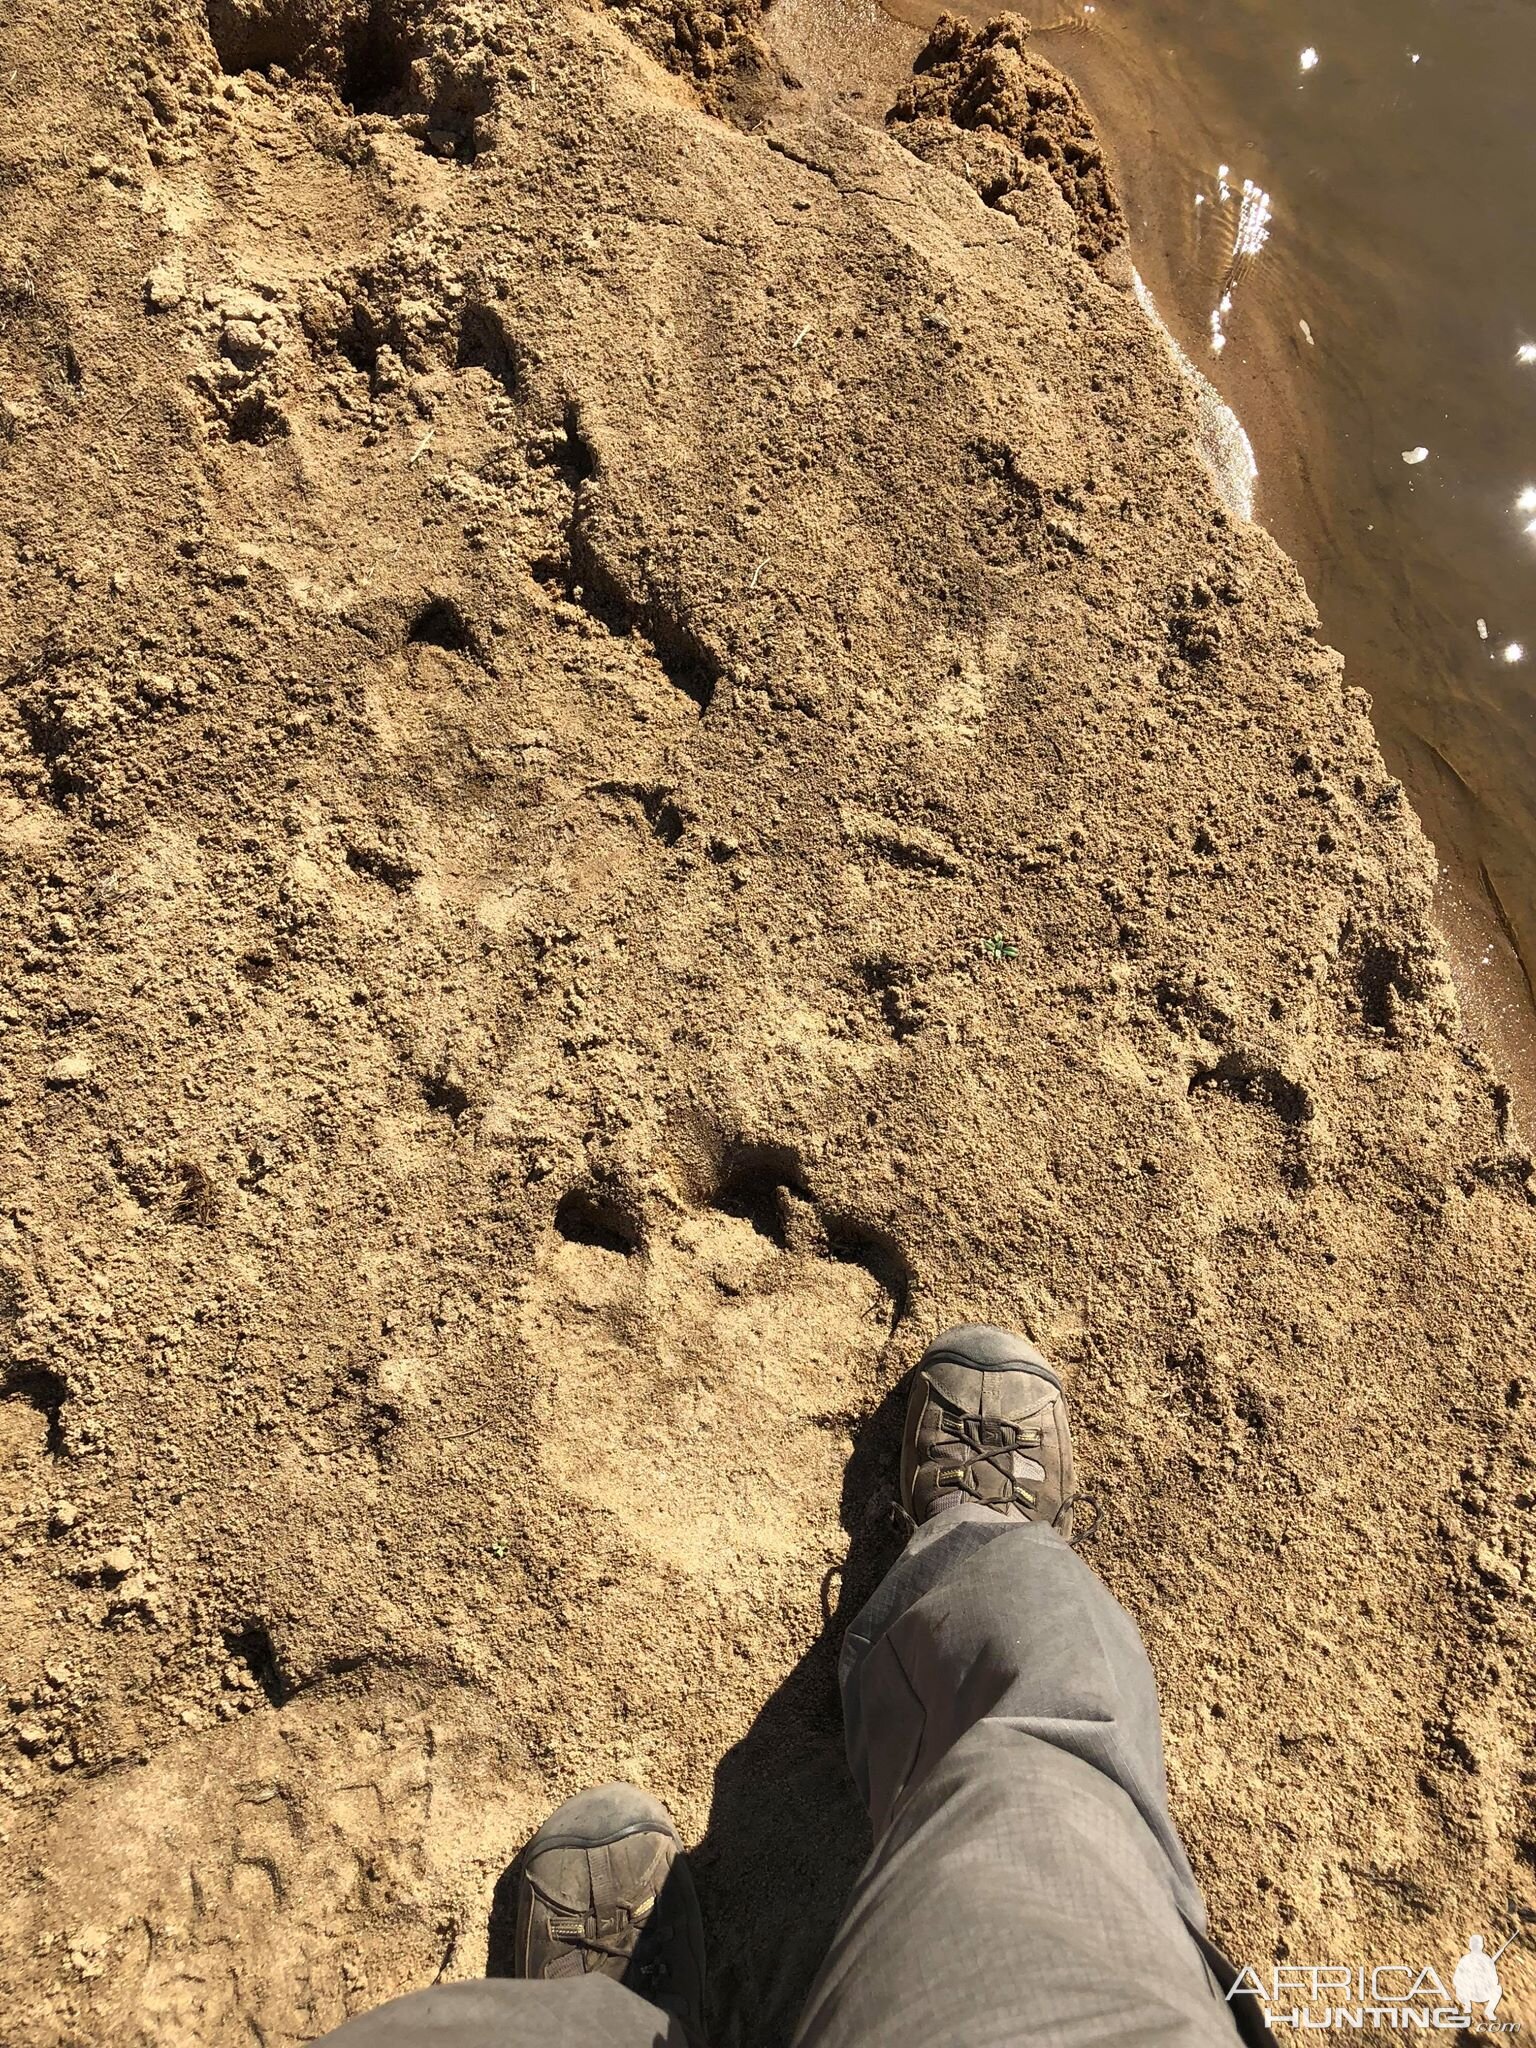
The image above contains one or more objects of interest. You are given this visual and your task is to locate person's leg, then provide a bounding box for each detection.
[319,1975,683,2048]
[320,1784,705,2048]
[793,1325,1241,2048]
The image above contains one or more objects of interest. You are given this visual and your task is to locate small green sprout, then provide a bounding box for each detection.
[981,932,1018,963]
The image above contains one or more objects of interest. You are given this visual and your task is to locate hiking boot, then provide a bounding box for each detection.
[901,1323,1077,1534]
[513,1781,706,2043]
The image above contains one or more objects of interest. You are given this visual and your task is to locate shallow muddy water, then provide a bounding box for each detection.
[775,0,1536,1097]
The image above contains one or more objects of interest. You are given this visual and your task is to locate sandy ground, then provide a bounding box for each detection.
[1,0,1533,2040]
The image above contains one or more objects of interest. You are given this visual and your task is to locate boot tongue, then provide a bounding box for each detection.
[528,1831,671,1915]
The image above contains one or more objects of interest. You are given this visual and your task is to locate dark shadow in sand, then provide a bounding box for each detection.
[486,1857,521,1980]
[687,1374,911,2048]
[480,1374,911,2045]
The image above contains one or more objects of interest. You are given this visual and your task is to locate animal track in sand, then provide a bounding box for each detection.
[1187,1049,1314,1193]
[204,0,498,162]
[1188,1050,1312,1129]
[534,406,724,714]
[553,1182,643,1257]
[406,595,480,658]
[1348,931,1427,1036]
[589,782,691,851]
[522,1149,901,1582]
[0,1368,68,1465]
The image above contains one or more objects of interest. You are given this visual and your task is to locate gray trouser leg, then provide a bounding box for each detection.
[792,1503,1240,2048]
[317,1976,685,2046]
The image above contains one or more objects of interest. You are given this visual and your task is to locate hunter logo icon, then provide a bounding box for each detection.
[1227,1929,1522,2031]
[1452,1935,1512,2021]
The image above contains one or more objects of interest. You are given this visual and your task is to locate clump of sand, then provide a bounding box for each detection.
[887,12,1125,262]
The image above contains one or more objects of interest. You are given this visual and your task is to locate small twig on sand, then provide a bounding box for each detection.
[407,429,436,467]
[432,1919,461,1984]
[749,559,762,589]
[791,323,813,351]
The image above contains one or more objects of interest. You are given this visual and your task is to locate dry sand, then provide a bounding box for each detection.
[1,0,1533,2040]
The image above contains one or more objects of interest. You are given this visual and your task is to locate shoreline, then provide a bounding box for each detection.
[997,0,1536,1107]
[773,0,1536,1111]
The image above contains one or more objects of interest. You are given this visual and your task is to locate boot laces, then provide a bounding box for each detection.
[547,1901,670,1986]
[917,1383,1101,1541]
[933,1407,1045,1510]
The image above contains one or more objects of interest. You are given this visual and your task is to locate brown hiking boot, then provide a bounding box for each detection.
[513,1782,707,2043]
[901,1323,1077,1534]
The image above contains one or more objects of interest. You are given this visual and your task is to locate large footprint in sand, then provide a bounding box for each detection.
[520,1154,896,1587]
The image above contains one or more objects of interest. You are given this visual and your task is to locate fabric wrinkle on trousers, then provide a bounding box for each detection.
[319,1975,688,2045]
[321,1501,1240,2048]
[792,1502,1239,2048]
